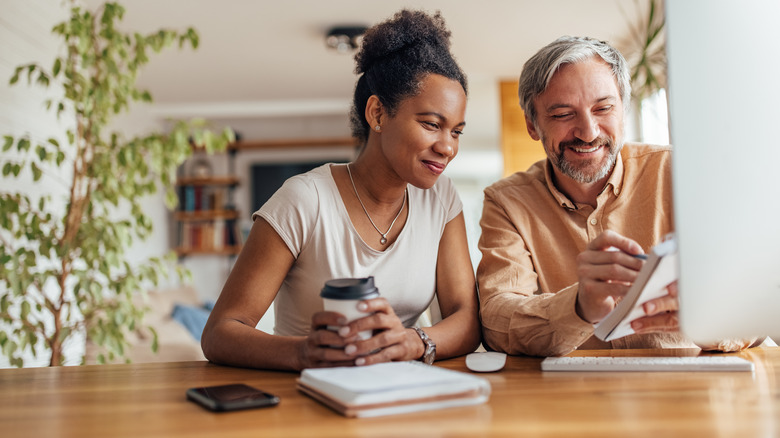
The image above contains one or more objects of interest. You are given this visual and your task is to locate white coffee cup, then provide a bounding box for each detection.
[321,277,380,340]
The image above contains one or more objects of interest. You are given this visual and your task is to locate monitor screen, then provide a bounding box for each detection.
[666,0,780,344]
[250,160,346,213]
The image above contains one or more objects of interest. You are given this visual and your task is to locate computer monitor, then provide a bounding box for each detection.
[666,0,780,344]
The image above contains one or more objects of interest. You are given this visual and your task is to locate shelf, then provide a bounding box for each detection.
[176,176,239,186]
[174,210,239,221]
[228,137,358,150]
[175,246,241,257]
[175,136,354,259]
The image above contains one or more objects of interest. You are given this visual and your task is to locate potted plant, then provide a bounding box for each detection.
[0,1,232,367]
[623,0,666,101]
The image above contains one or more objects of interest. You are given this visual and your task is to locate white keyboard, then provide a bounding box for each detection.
[541,356,754,372]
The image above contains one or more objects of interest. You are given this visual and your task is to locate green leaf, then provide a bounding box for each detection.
[18,138,30,152]
[187,28,199,49]
[31,163,42,181]
[53,58,62,76]
[2,136,12,151]
[36,72,50,87]
[149,326,159,353]
[5,340,18,357]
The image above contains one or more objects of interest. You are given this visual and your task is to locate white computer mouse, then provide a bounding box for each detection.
[465,351,507,373]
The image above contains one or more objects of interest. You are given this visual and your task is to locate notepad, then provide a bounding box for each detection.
[297,361,491,418]
[594,238,678,342]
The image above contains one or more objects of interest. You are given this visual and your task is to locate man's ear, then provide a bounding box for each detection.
[525,114,541,141]
[365,95,384,129]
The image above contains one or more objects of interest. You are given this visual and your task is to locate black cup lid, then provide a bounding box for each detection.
[321,276,379,299]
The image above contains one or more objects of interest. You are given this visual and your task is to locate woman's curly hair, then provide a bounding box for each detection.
[349,10,467,144]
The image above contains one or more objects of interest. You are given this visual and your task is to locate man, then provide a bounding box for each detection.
[477,36,759,357]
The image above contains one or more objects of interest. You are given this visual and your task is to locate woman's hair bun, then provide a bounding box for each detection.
[355,10,452,75]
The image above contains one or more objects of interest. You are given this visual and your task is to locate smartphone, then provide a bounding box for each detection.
[186,383,280,412]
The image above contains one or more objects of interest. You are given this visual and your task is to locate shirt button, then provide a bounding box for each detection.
[590,218,597,225]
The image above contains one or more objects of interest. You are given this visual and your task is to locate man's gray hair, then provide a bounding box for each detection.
[519,36,631,125]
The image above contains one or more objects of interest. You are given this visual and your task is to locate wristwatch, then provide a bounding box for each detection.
[412,327,436,365]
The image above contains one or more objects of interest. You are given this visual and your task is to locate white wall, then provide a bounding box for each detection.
[0,0,73,367]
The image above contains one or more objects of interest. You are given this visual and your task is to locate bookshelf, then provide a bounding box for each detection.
[174,152,242,257]
[172,137,356,257]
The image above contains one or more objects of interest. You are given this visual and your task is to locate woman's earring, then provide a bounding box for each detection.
[374,125,381,132]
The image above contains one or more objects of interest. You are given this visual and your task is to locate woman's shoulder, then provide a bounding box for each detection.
[409,175,462,220]
[284,163,333,186]
[269,164,335,198]
[255,164,334,216]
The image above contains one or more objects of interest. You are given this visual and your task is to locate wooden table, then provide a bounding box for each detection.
[2,347,778,437]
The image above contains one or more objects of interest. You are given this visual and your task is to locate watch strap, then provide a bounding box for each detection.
[412,326,436,365]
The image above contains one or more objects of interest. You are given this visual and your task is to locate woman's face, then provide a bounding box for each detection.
[379,74,467,189]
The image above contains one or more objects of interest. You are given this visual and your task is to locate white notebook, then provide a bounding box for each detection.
[298,361,491,418]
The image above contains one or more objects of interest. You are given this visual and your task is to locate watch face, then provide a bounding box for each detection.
[423,342,436,365]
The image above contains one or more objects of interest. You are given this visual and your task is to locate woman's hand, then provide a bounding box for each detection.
[297,311,361,369]
[334,297,424,366]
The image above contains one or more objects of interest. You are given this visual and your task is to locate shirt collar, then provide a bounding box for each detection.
[544,161,577,210]
[544,150,625,210]
[605,150,625,198]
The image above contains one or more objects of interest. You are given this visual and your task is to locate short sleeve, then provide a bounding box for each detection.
[435,175,463,223]
[252,174,320,259]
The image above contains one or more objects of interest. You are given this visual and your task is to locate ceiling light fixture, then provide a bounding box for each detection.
[325,26,367,53]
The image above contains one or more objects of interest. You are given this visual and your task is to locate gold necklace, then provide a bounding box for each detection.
[346,164,407,245]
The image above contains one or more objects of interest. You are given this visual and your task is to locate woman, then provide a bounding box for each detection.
[201,9,480,371]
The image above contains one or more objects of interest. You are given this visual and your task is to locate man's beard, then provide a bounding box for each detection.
[549,136,621,184]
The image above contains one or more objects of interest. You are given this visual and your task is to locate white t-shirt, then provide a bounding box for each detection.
[253,164,463,336]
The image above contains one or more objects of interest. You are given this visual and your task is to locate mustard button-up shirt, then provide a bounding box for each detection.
[477,143,692,356]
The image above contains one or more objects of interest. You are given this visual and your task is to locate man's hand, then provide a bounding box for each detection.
[575,230,645,323]
[630,281,680,333]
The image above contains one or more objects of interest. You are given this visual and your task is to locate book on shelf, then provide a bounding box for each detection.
[182,186,195,211]
[594,237,678,342]
[213,219,225,250]
[177,220,240,253]
[194,186,203,210]
[179,184,228,212]
[297,361,491,418]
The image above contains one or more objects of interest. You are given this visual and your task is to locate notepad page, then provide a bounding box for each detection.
[301,361,477,393]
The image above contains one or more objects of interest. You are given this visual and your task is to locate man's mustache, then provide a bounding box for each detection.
[558,137,612,150]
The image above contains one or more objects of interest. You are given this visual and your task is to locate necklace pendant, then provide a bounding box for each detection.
[347,164,407,248]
